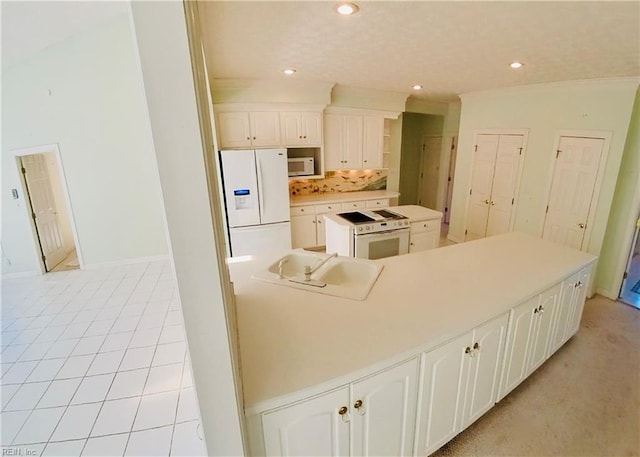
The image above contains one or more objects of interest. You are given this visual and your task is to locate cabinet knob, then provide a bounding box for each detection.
[312,219,316,224]
[354,399,362,409]
[491,201,495,206]
[364,160,368,163]
[253,136,256,140]
[318,219,322,224]
[338,406,348,415]
[533,307,538,314]
[303,135,307,139]
[246,137,250,140]
[473,342,480,351]
[538,305,544,313]
[465,346,471,354]
[578,223,585,229]
[485,199,490,204]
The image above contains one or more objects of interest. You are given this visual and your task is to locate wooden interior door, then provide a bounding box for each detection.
[542,136,604,250]
[21,154,67,271]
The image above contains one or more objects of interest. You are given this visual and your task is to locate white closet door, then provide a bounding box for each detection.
[485,135,523,237]
[466,135,498,240]
[542,136,604,250]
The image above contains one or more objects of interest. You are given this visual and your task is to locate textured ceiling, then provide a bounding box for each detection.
[200,1,640,102]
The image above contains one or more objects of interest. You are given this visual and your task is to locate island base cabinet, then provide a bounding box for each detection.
[351,359,419,457]
[415,312,508,457]
[262,388,350,457]
[259,358,419,457]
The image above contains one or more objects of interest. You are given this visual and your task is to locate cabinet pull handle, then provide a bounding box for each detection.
[338,406,350,422]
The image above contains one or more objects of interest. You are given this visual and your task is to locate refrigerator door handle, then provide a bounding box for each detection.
[256,156,265,217]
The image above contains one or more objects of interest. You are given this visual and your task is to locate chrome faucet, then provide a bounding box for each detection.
[304,252,338,281]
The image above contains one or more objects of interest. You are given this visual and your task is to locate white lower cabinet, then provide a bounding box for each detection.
[260,358,419,457]
[408,220,440,253]
[262,388,350,457]
[250,266,593,457]
[415,312,508,457]
[499,283,562,400]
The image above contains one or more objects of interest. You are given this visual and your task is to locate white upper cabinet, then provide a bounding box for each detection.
[362,115,384,169]
[324,111,385,171]
[217,111,280,148]
[280,111,322,146]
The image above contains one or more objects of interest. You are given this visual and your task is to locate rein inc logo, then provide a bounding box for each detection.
[2,448,37,456]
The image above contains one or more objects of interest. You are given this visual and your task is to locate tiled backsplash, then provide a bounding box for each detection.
[289,170,387,197]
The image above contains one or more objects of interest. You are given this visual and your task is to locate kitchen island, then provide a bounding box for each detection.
[229,232,596,456]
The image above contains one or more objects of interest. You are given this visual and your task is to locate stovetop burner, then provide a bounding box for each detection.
[338,211,376,224]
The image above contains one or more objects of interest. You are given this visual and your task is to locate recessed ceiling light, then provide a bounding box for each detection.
[336,2,359,15]
[412,84,423,90]
[283,68,296,75]
[510,61,524,69]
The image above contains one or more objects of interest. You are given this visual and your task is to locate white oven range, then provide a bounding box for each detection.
[325,209,410,259]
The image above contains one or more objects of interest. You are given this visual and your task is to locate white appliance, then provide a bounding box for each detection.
[325,209,410,259]
[220,149,292,257]
[287,157,314,177]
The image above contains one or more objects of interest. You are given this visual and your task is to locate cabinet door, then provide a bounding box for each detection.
[362,115,384,169]
[302,112,323,145]
[462,313,508,429]
[499,296,538,400]
[343,115,363,169]
[217,112,251,148]
[316,216,326,247]
[409,232,438,253]
[529,283,561,372]
[280,112,303,145]
[324,114,345,170]
[262,388,350,457]
[548,274,578,355]
[250,112,281,147]
[291,214,318,248]
[416,332,469,457]
[567,268,590,338]
[351,358,419,457]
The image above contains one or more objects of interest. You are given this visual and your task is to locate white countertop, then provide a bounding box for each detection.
[290,190,400,206]
[388,205,443,221]
[229,232,596,410]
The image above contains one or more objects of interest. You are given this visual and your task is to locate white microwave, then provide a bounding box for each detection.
[287,157,315,177]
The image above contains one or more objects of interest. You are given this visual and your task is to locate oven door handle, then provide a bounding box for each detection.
[356,228,410,237]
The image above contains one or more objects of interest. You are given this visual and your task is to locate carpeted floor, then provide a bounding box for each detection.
[429,295,640,457]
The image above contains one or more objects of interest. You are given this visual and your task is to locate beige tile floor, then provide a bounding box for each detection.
[1,260,206,456]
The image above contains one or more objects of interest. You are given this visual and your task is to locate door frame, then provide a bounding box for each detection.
[13,143,83,273]
[463,129,529,239]
[442,136,457,224]
[539,130,612,251]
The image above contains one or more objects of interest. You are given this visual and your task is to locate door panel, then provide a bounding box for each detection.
[466,135,498,240]
[344,115,363,169]
[548,274,578,355]
[249,111,281,146]
[324,114,344,170]
[263,388,349,456]
[220,150,260,227]
[255,149,290,224]
[21,154,67,271]
[417,332,469,456]
[529,284,561,371]
[543,137,604,250]
[462,313,508,428]
[499,296,538,399]
[352,359,418,456]
[485,135,523,237]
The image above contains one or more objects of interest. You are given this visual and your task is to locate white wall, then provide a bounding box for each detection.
[1,13,167,275]
[130,1,245,454]
[449,79,638,280]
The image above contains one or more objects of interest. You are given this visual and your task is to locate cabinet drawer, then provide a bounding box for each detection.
[365,199,390,209]
[290,205,316,216]
[410,220,439,234]
[315,203,341,214]
[341,201,367,211]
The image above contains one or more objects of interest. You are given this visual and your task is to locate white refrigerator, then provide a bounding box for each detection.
[219,149,291,258]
